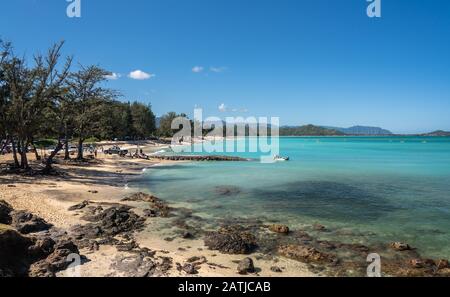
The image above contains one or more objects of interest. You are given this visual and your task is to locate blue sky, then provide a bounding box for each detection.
[1,0,450,133]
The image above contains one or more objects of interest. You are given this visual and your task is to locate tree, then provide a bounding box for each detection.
[158,112,176,137]
[0,40,12,157]
[1,41,71,170]
[130,102,156,139]
[67,65,117,160]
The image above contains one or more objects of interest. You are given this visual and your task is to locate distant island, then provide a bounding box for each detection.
[279,125,392,136]
[156,119,450,138]
[323,126,393,135]
[278,125,450,136]
[421,130,450,137]
[279,125,345,136]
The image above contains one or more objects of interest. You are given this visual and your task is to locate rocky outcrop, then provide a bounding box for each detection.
[204,226,257,254]
[71,206,145,240]
[278,244,333,263]
[182,263,198,275]
[215,186,241,196]
[270,266,283,273]
[237,257,255,275]
[0,223,80,277]
[390,242,412,251]
[269,224,290,234]
[0,224,34,276]
[29,240,80,277]
[0,200,13,224]
[10,210,53,234]
[68,200,90,211]
[437,259,450,270]
[313,224,327,231]
[121,192,171,217]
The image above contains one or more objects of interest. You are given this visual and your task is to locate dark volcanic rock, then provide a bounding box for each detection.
[390,242,412,251]
[0,200,13,224]
[28,239,80,277]
[237,257,255,275]
[313,224,327,231]
[292,230,314,242]
[121,192,171,217]
[79,206,104,221]
[182,263,198,275]
[1,223,80,277]
[143,209,157,218]
[0,225,34,276]
[96,206,145,236]
[28,237,56,259]
[72,206,145,240]
[10,210,53,234]
[187,256,201,263]
[437,259,450,270]
[110,254,156,277]
[181,231,194,239]
[409,259,425,269]
[215,186,241,196]
[269,224,290,234]
[270,266,283,273]
[68,201,90,211]
[204,226,257,255]
[278,244,333,263]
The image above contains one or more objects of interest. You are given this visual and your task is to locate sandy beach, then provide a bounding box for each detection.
[0,149,315,277]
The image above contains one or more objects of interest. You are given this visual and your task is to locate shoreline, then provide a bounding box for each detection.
[0,154,316,277]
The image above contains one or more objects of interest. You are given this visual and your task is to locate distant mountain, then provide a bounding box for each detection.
[280,125,345,136]
[421,130,450,136]
[324,125,393,135]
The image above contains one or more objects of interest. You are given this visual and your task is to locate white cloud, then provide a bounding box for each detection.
[210,66,227,73]
[219,103,227,112]
[219,103,248,113]
[192,66,204,73]
[105,72,121,80]
[128,70,155,80]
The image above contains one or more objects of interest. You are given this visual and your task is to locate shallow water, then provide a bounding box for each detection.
[134,137,450,259]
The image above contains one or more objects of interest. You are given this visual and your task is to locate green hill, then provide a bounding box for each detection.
[422,130,450,136]
[279,125,345,136]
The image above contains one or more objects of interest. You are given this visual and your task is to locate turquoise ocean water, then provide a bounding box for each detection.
[136,137,450,259]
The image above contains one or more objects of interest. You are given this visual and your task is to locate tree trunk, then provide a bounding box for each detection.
[42,141,63,174]
[64,138,70,160]
[77,138,84,160]
[18,140,25,168]
[11,139,20,168]
[64,124,70,160]
[20,140,30,170]
[32,142,41,161]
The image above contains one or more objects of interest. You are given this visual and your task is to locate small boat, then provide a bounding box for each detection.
[274,155,290,161]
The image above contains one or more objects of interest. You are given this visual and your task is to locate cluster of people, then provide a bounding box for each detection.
[0,140,12,155]
[132,148,150,160]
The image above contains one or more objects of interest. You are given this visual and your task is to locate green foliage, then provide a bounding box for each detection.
[279,125,345,136]
[130,102,156,139]
[84,137,100,144]
[34,139,57,147]
[157,112,187,137]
